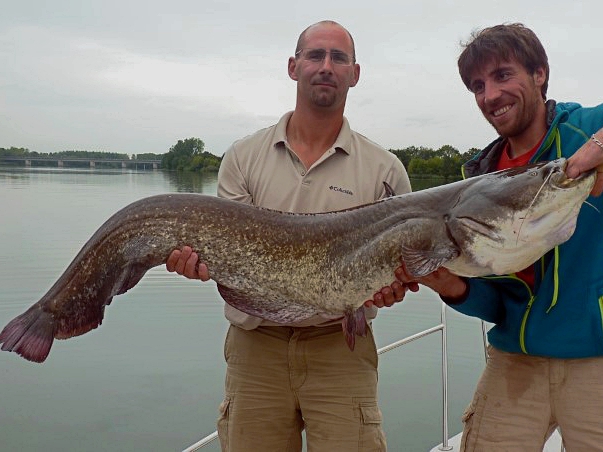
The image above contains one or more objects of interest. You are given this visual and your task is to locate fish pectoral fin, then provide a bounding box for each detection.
[217,284,317,324]
[112,262,151,298]
[401,244,460,277]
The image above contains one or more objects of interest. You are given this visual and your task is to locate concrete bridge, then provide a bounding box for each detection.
[0,156,162,170]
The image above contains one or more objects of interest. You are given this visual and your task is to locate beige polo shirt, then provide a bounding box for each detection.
[217,111,411,329]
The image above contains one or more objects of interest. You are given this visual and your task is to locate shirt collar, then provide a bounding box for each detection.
[272,111,353,155]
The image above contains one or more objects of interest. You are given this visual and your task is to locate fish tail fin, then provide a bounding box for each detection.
[0,306,55,363]
[342,307,368,351]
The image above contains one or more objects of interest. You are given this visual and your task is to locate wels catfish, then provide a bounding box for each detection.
[0,159,595,362]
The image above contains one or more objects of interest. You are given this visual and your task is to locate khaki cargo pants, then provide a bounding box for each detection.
[217,323,386,452]
[461,346,603,451]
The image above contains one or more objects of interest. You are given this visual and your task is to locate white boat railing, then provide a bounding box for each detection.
[182,302,454,452]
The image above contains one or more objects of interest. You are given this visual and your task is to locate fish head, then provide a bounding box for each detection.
[445,158,595,276]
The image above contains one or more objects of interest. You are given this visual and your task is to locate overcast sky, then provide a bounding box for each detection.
[1,0,600,157]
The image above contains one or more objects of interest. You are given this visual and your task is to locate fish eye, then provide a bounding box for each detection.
[529,171,538,176]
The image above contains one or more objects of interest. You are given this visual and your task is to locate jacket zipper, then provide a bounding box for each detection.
[520,294,536,354]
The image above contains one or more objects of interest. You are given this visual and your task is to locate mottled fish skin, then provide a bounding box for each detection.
[0,159,595,362]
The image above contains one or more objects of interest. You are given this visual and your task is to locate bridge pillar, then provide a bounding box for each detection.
[153,163,158,170]
[58,160,64,168]
[90,161,95,168]
[122,161,127,168]
[25,159,31,167]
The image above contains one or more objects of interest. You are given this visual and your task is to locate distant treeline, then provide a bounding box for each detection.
[390,145,481,181]
[1,141,482,177]
[0,147,163,161]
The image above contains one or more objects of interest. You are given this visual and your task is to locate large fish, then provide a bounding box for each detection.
[0,159,595,362]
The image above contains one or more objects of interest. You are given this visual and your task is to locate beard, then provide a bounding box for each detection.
[488,106,537,138]
[308,75,340,108]
[311,90,337,107]
[487,87,543,139]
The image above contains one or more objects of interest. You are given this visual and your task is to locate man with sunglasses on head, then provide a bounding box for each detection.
[167,20,410,451]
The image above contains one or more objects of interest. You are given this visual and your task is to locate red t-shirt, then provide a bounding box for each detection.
[494,139,543,289]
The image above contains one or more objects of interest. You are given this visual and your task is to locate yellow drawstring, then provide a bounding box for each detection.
[545,130,563,313]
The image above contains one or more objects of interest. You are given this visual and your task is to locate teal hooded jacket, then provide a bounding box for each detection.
[450,100,603,358]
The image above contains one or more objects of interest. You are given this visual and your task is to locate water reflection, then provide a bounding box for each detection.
[163,170,218,194]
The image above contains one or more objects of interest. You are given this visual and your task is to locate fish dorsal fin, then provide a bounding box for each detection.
[383,181,396,197]
[217,284,318,324]
[401,244,460,277]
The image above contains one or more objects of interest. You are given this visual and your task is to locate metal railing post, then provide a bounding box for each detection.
[438,303,452,451]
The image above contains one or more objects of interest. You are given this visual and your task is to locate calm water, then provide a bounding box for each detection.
[0,166,486,451]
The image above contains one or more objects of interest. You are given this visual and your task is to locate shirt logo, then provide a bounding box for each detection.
[329,185,354,196]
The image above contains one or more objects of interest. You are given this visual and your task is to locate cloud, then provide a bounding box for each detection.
[1,0,601,155]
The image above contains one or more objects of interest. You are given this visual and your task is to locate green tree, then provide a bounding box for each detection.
[390,146,437,169]
[435,144,460,159]
[189,151,222,173]
[408,157,442,176]
[162,138,205,170]
[161,138,221,172]
[434,145,462,180]
[0,147,30,157]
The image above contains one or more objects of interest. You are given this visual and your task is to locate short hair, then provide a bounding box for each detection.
[458,23,549,100]
[295,20,356,62]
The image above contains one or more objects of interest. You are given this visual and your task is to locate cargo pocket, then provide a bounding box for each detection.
[359,401,386,451]
[217,396,231,451]
[459,393,486,452]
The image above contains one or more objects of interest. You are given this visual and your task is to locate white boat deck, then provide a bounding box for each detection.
[430,429,564,451]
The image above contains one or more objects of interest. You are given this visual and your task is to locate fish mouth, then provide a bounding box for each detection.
[548,160,596,190]
[514,159,594,243]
